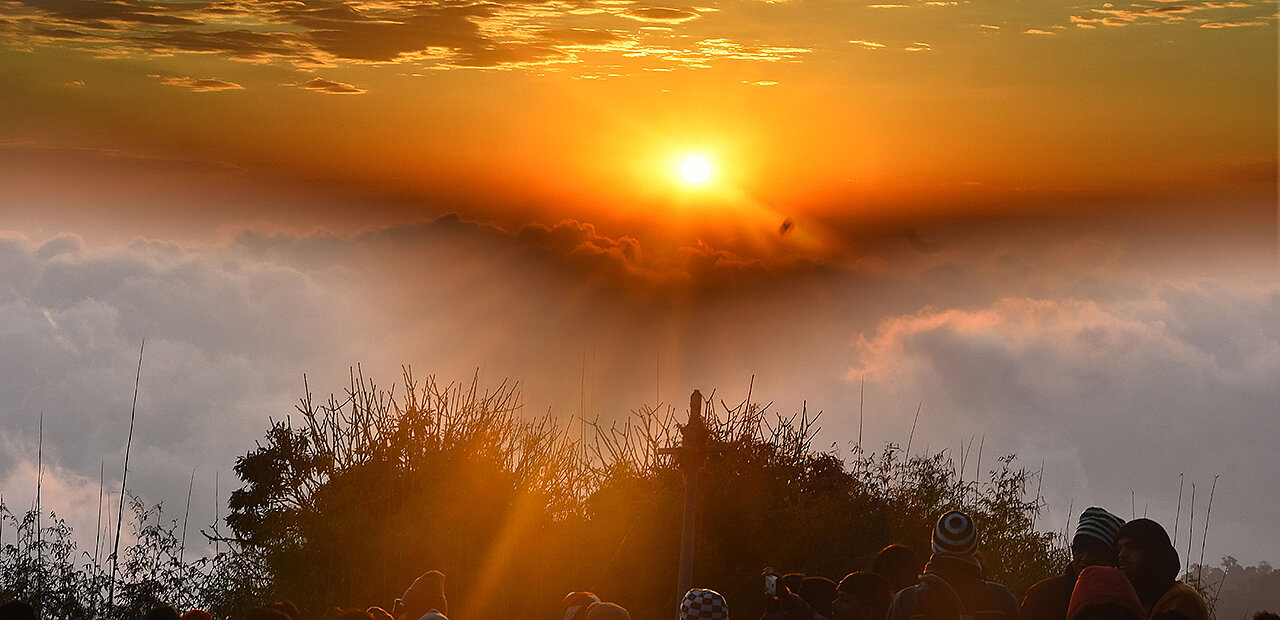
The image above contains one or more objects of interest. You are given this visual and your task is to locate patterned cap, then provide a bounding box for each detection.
[680,588,729,620]
[1073,507,1126,550]
[932,510,979,558]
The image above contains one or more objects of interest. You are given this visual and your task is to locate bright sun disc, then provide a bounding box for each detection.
[680,156,712,184]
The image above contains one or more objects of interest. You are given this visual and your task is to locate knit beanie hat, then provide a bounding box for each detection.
[680,588,729,620]
[564,592,603,620]
[1067,566,1145,620]
[1074,507,1126,550]
[932,510,979,558]
[397,570,448,617]
[585,602,632,620]
[180,612,213,620]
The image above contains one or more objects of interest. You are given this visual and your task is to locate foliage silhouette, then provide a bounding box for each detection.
[221,369,1066,619]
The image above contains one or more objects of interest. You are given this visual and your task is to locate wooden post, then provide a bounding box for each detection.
[659,390,722,603]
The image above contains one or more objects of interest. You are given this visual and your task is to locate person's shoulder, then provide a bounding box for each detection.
[1023,574,1071,598]
[1153,582,1209,620]
[982,581,1020,616]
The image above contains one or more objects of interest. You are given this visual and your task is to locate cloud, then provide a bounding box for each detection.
[0,0,818,73]
[288,76,367,94]
[849,39,887,48]
[1066,0,1268,27]
[1024,28,1056,34]
[1200,19,1267,26]
[619,6,702,22]
[151,75,245,92]
[850,281,1280,564]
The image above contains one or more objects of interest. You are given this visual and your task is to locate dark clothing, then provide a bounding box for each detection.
[887,557,1018,620]
[762,589,829,620]
[1020,572,1075,620]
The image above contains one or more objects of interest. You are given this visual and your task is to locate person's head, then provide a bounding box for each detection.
[831,572,892,620]
[246,608,291,620]
[267,601,300,620]
[871,544,921,593]
[781,573,806,597]
[1114,520,1178,580]
[584,602,631,620]
[144,605,181,620]
[563,592,603,620]
[181,610,214,620]
[1071,507,1126,570]
[1250,613,1279,620]
[1067,566,1144,620]
[394,570,448,620]
[1114,519,1180,602]
[799,576,837,617]
[680,588,729,620]
[330,610,375,620]
[931,510,981,570]
[366,607,394,620]
[0,600,38,620]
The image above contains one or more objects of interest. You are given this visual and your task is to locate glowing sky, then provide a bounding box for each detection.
[0,0,1277,580]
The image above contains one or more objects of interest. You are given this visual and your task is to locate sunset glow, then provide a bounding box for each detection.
[680,155,713,185]
[0,0,1276,606]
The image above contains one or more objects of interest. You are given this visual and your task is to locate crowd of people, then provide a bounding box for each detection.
[0,508,1274,620]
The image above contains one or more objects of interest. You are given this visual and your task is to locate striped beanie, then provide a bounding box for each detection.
[680,588,729,620]
[932,510,979,558]
[1073,507,1126,550]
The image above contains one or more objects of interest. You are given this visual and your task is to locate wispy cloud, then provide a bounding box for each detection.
[1200,19,1267,26]
[288,76,367,94]
[151,75,245,92]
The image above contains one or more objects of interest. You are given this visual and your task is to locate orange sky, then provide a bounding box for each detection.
[0,0,1275,248]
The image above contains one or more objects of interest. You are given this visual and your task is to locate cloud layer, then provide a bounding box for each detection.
[0,212,1276,569]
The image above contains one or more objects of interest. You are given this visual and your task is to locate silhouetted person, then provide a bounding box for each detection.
[367,607,394,620]
[800,576,838,617]
[393,570,448,620]
[145,605,182,620]
[585,601,632,620]
[682,588,730,620]
[0,600,37,620]
[1066,566,1144,620]
[564,592,603,620]
[886,510,1018,620]
[1252,614,1280,620]
[1022,507,1126,620]
[762,569,824,620]
[872,544,923,595]
[181,610,214,620]
[832,572,892,620]
[1114,519,1207,620]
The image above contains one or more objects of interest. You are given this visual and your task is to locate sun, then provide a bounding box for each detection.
[679,155,713,185]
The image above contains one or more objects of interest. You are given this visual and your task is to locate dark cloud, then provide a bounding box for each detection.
[133,29,312,61]
[12,0,203,28]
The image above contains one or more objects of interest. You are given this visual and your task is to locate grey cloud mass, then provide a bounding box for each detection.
[0,211,1276,572]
